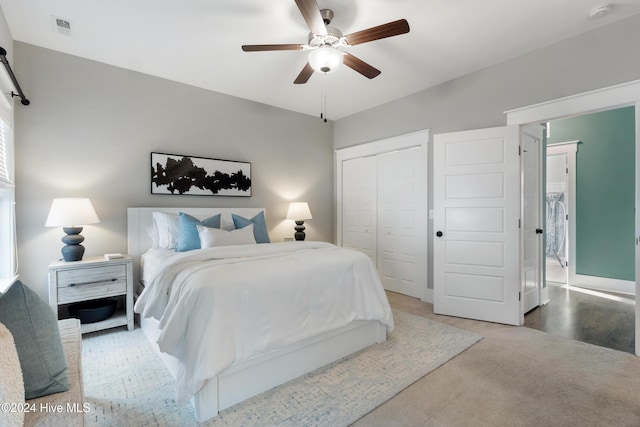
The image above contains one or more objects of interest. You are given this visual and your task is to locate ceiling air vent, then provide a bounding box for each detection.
[56,19,71,30]
[51,16,74,36]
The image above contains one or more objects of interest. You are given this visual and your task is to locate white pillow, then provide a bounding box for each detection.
[220,215,236,231]
[152,212,180,249]
[197,223,256,248]
[0,323,25,427]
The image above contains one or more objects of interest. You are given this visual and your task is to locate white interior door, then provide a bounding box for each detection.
[342,156,377,264]
[545,153,568,278]
[434,125,522,325]
[546,141,578,288]
[522,125,544,313]
[377,147,426,298]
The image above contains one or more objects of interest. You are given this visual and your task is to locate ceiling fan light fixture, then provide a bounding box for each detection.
[308,45,343,73]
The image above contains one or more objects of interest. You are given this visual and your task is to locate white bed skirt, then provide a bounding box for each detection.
[140,314,386,422]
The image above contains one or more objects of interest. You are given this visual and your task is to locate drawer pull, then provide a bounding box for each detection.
[69,278,118,287]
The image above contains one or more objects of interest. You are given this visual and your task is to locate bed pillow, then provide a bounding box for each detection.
[0,280,69,400]
[197,223,256,248]
[232,211,271,243]
[0,322,25,427]
[220,215,236,231]
[151,212,180,249]
[176,212,221,252]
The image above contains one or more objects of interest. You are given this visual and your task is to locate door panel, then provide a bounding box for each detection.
[446,173,504,198]
[377,147,425,298]
[434,126,522,325]
[446,207,504,232]
[445,137,505,166]
[445,241,504,267]
[522,126,543,313]
[342,156,377,264]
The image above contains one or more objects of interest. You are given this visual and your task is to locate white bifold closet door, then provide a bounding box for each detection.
[342,156,377,264]
[340,140,427,299]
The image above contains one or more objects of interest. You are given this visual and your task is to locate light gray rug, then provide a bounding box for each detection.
[82,311,481,426]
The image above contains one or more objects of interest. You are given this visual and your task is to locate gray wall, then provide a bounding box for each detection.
[333,14,640,291]
[10,13,640,300]
[14,43,334,300]
[334,14,640,148]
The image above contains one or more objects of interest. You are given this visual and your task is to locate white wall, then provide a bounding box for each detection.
[333,13,640,290]
[14,43,334,300]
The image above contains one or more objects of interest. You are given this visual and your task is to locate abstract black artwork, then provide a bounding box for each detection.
[151,152,251,196]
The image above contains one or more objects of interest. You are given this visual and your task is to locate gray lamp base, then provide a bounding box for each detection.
[294,220,306,241]
[61,226,86,262]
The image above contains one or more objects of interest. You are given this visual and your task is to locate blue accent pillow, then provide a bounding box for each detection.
[0,280,69,399]
[176,212,221,252]
[232,211,271,244]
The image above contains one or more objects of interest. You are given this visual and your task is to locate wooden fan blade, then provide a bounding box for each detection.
[242,44,304,52]
[345,19,410,46]
[343,53,381,79]
[294,63,314,84]
[294,0,327,36]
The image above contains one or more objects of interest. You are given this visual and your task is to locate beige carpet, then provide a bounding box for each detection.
[353,292,640,427]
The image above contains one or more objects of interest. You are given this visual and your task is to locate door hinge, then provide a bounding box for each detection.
[566,168,569,174]
[519,291,521,301]
[518,219,521,228]
[518,146,521,156]
[565,261,568,267]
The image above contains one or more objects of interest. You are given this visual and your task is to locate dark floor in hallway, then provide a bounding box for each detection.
[524,282,635,354]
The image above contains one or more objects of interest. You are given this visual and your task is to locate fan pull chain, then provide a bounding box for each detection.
[320,74,324,120]
[320,73,328,123]
[324,90,328,123]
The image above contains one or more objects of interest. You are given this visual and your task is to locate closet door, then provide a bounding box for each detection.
[342,156,377,264]
[377,148,426,298]
[336,129,429,300]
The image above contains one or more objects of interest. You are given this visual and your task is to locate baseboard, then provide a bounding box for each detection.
[422,288,434,304]
[541,286,550,305]
[571,274,635,296]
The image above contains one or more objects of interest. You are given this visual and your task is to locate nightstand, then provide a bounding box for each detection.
[48,255,134,334]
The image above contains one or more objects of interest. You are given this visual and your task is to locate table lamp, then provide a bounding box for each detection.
[286,202,312,241]
[45,198,100,262]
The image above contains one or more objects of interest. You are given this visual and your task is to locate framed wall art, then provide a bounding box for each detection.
[151,152,252,197]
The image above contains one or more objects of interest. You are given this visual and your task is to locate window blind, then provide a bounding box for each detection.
[0,116,17,293]
[0,120,9,185]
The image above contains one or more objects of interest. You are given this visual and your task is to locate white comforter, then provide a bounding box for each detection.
[134,241,394,404]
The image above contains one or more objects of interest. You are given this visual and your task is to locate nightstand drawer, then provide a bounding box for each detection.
[57,278,127,304]
[56,265,126,287]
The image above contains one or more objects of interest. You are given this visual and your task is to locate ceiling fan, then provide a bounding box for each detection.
[241,0,410,84]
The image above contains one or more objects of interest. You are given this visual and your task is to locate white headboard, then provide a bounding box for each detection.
[127,207,265,286]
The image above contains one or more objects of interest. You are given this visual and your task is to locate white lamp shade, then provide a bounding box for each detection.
[308,46,343,73]
[286,202,312,221]
[45,198,100,227]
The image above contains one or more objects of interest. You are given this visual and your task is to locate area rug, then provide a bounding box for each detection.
[82,310,482,426]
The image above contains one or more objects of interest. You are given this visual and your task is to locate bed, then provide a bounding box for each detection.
[127,207,394,422]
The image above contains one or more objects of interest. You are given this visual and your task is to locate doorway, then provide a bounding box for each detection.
[545,151,568,283]
[544,141,577,287]
[506,81,640,356]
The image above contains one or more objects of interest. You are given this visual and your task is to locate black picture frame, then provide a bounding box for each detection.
[150,152,252,197]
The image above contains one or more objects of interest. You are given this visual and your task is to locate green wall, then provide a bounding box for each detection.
[547,106,635,281]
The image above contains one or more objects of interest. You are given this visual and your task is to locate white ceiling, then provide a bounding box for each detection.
[1,0,639,120]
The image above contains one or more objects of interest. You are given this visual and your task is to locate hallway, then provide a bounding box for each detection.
[524,282,635,354]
